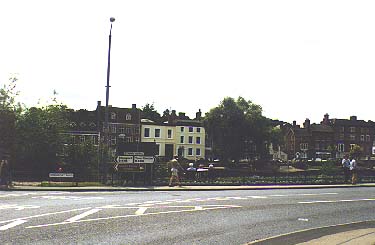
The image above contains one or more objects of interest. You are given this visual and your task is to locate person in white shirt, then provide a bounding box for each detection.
[341,155,351,183]
[350,157,358,185]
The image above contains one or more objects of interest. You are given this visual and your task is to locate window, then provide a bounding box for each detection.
[126,127,132,134]
[189,127,193,132]
[167,129,172,139]
[337,143,344,152]
[144,128,150,138]
[134,127,140,134]
[350,144,356,150]
[119,127,125,133]
[196,136,201,144]
[366,135,371,142]
[188,136,193,144]
[155,128,161,138]
[180,136,184,143]
[196,148,201,156]
[126,137,133,143]
[340,127,345,132]
[110,125,116,133]
[360,135,365,142]
[80,136,85,143]
[188,148,193,156]
[350,134,355,141]
[180,127,184,132]
[300,143,308,150]
[197,127,201,133]
[350,127,356,133]
[111,112,116,120]
[110,135,116,146]
[126,113,132,121]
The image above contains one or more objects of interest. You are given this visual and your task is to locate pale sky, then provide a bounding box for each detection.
[1,0,374,125]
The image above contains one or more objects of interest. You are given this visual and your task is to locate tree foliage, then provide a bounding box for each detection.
[204,96,274,162]
[141,103,162,123]
[14,104,69,177]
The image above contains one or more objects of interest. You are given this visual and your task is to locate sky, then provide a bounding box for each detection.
[1,0,375,125]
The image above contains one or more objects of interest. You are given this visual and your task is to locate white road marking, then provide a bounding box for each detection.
[0,204,40,210]
[32,196,103,200]
[299,198,375,204]
[247,196,268,199]
[135,207,148,215]
[26,205,241,229]
[66,208,101,222]
[0,207,92,225]
[0,219,27,231]
[298,218,309,222]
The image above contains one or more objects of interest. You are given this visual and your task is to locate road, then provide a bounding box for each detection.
[0,187,375,244]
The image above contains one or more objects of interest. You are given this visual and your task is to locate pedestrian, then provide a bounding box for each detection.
[186,163,197,181]
[350,157,358,185]
[168,158,182,187]
[341,154,351,183]
[0,160,4,185]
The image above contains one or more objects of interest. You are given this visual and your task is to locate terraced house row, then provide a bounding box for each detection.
[283,114,375,160]
[66,101,205,161]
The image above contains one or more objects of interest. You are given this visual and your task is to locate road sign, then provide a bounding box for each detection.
[116,156,133,163]
[124,152,144,156]
[116,163,145,172]
[49,173,74,178]
[134,156,154,164]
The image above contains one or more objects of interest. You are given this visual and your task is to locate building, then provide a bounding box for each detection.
[141,110,206,161]
[96,101,142,157]
[283,114,375,160]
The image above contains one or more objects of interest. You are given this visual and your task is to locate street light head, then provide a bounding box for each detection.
[110,17,115,22]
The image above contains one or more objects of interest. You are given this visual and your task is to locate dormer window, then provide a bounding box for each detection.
[126,113,132,121]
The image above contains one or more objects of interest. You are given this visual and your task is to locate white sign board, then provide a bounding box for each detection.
[49,173,74,178]
[116,156,133,163]
[124,152,144,156]
[134,156,154,164]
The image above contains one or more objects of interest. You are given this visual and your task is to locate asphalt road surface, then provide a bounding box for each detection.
[1,187,375,244]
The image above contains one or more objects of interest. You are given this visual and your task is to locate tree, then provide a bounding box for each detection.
[204,96,274,163]
[141,103,161,123]
[64,139,99,181]
[14,104,69,178]
[0,76,22,169]
[350,144,362,159]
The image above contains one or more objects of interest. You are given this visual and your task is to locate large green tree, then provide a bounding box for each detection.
[204,97,273,162]
[14,104,69,178]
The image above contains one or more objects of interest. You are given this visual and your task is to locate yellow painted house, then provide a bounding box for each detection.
[141,114,205,161]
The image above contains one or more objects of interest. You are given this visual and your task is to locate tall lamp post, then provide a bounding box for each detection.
[103,17,115,183]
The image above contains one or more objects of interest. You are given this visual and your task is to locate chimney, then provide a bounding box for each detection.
[168,110,177,123]
[132,104,136,109]
[303,118,310,128]
[293,121,297,127]
[97,101,101,107]
[350,116,357,121]
[196,109,202,120]
[322,113,329,125]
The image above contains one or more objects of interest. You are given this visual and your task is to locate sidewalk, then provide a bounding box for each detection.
[4,182,375,191]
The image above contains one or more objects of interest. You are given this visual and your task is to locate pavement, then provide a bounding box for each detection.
[2,182,375,245]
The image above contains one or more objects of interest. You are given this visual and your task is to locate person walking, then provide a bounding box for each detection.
[168,158,182,187]
[342,155,351,183]
[350,157,358,185]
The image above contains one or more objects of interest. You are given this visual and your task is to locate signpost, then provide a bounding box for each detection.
[113,152,155,185]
